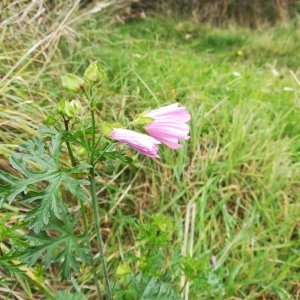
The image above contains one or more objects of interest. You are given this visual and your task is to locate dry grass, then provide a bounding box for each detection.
[130,0,296,27]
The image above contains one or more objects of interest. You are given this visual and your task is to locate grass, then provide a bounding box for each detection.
[1,4,300,299]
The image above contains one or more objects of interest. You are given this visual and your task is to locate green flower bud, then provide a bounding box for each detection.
[61,74,85,93]
[57,100,67,116]
[83,61,105,85]
[67,99,84,119]
[57,99,84,120]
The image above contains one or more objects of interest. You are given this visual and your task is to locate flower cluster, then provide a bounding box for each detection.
[109,103,190,158]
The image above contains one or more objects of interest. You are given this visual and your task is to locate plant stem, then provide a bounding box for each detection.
[64,119,88,230]
[84,88,96,159]
[64,119,77,167]
[86,86,112,299]
[89,167,112,299]
[64,119,102,298]
[91,108,96,157]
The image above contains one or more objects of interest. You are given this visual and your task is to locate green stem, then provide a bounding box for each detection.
[64,119,88,230]
[89,167,112,299]
[86,86,112,298]
[84,88,96,161]
[64,120,77,167]
[89,250,102,300]
[64,119,102,298]
[91,108,96,161]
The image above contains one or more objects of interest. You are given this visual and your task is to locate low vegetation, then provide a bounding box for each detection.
[0,2,300,299]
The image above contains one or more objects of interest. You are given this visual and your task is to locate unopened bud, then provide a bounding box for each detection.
[57,99,84,120]
[83,61,105,85]
[61,74,85,93]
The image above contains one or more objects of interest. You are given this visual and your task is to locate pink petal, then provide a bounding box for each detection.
[152,136,182,149]
[147,122,189,136]
[139,103,190,150]
[145,103,190,122]
[145,103,180,116]
[111,128,160,158]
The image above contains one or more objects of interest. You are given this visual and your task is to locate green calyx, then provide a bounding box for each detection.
[61,74,85,93]
[133,114,153,126]
[102,123,123,138]
[57,99,84,120]
[83,61,105,85]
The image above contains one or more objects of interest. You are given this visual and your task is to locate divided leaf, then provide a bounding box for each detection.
[115,273,182,300]
[23,217,90,280]
[137,275,182,300]
[49,291,86,300]
[0,134,90,232]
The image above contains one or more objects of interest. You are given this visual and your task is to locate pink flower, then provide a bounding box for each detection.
[110,128,160,158]
[143,103,190,149]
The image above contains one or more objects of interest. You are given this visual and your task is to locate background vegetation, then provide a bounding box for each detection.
[131,0,298,27]
[0,0,300,299]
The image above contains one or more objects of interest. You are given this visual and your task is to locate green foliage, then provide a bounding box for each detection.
[50,290,86,300]
[1,4,300,299]
[114,215,180,299]
[136,214,174,275]
[0,134,90,233]
[94,141,134,167]
[0,134,91,283]
[23,217,90,280]
[180,256,224,297]
[138,214,174,248]
[0,216,27,249]
[0,250,25,278]
[115,273,181,300]
[0,216,30,288]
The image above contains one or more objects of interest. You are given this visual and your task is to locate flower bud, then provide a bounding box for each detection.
[57,100,66,116]
[61,74,85,93]
[83,61,105,85]
[57,99,84,120]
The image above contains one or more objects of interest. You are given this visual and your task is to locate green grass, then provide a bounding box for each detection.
[1,8,300,299]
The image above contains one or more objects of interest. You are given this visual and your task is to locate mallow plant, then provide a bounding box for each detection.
[0,61,190,299]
